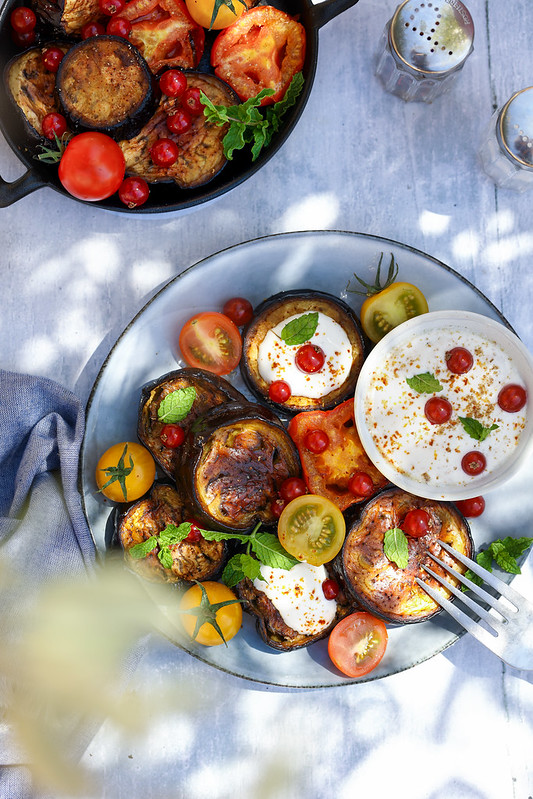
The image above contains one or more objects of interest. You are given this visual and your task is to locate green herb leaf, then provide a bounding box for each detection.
[222,553,264,587]
[458,417,499,441]
[158,546,174,569]
[158,523,192,546]
[383,527,409,569]
[406,372,444,394]
[463,536,533,589]
[129,535,159,559]
[157,387,196,423]
[280,312,319,346]
[250,531,300,570]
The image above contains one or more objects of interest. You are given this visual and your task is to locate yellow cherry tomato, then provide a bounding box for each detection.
[360,282,429,343]
[95,441,155,502]
[185,0,248,30]
[180,581,243,646]
[278,494,346,566]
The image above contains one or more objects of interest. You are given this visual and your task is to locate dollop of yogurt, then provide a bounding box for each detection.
[257,312,353,399]
[253,562,337,635]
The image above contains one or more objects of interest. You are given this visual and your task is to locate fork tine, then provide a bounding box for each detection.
[421,563,506,632]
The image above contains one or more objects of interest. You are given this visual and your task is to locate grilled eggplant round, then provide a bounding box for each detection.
[175,401,301,533]
[240,290,365,415]
[118,482,227,584]
[56,36,156,140]
[138,367,247,480]
[337,488,474,624]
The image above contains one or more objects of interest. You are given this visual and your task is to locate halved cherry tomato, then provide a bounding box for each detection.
[210,6,306,105]
[328,612,388,678]
[179,311,242,375]
[361,282,429,343]
[185,0,248,29]
[95,442,156,502]
[278,494,346,566]
[179,581,242,646]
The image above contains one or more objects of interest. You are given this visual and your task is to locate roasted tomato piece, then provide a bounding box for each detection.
[116,0,205,72]
[210,5,306,105]
[179,311,242,375]
[328,612,388,678]
[287,400,388,512]
[278,494,346,566]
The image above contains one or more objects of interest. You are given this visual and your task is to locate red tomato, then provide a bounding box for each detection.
[498,384,527,413]
[10,6,36,33]
[402,508,430,537]
[42,112,67,140]
[455,496,485,518]
[150,138,179,166]
[268,380,291,403]
[322,579,339,600]
[167,108,192,134]
[159,69,188,97]
[182,86,203,115]
[81,21,106,37]
[424,397,452,424]
[12,28,36,45]
[223,297,253,327]
[348,472,374,498]
[270,497,286,518]
[178,311,242,375]
[184,518,203,541]
[211,5,306,105]
[106,16,132,36]
[461,451,486,476]
[446,347,473,374]
[99,0,125,14]
[118,176,150,208]
[303,429,329,454]
[328,612,388,678]
[279,476,307,503]
[42,46,65,72]
[160,423,185,448]
[295,344,325,374]
[58,133,125,201]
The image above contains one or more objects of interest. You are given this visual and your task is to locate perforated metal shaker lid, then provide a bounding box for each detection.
[390,0,474,75]
[498,87,533,168]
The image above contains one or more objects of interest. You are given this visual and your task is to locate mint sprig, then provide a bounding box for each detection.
[458,417,499,442]
[383,527,409,569]
[280,312,319,346]
[157,387,196,423]
[129,521,200,568]
[464,536,533,587]
[406,372,443,394]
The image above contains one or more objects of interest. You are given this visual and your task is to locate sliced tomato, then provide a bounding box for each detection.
[287,400,388,512]
[328,612,388,678]
[360,282,428,343]
[278,494,345,566]
[178,311,242,375]
[210,5,306,105]
[116,0,205,72]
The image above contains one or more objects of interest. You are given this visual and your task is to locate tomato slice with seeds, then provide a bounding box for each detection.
[360,282,428,343]
[278,494,346,566]
[178,311,242,375]
[328,612,388,678]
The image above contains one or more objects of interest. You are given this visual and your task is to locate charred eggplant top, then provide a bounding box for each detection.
[137,367,247,479]
[118,482,227,585]
[240,290,365,415]
[338,488,473,624]
[176,401,301,533]
[33,0,101,34]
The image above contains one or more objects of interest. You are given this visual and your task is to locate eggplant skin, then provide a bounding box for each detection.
[338,488,473,625]
[137,367,247,479]
[118,483,226,585]
[176,402,301,533]
[33,0,101,34]
[240,290,365,415]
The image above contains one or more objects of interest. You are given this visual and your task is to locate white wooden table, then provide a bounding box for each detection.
[1,0,532,796]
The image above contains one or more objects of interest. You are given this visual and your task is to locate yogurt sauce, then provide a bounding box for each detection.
[253,562,337,635]
[364,327,527,488]
[257,312,353,399]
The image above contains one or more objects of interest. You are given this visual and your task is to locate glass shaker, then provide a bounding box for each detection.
[375,0,475,103]
[478,87,533,192]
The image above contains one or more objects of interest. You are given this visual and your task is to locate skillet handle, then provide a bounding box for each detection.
[0,169,47,207]
[309,0,360,30]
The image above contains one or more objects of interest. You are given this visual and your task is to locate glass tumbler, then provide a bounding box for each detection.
[478,87,533,192]
[375,0,474,103]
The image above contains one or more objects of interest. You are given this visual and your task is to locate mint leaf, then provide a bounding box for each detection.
[159,523,192,546]
[458,417,499,441]
[383,527,409,569]
[250,531,299,570]
[200,529,250,544]
[406,372,443,394]
[157,546,173,569]
[157,387,196,423]
[222,553,264,587]
[495,536,533,559]
[281,312,319,346]
[462,536,533,590]
[129,535,158,559]
[262,72,304,149]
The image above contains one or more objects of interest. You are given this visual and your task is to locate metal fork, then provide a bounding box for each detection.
[415,539,533,671]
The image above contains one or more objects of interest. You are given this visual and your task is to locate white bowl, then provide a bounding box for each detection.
[354,310,533,501]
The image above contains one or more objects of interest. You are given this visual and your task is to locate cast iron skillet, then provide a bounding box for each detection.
[0,0,360,213]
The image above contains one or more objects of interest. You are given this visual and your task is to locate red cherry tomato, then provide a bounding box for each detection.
[446,347,473,375]
[223,297,253,327]
[303,429,329,454]
[179,311,242,375]
[10,6,36,33]
[295,344,325,374]
[150,138,179,167]
[424,396,452,424]
[402,508,430,537]
[118,176,150,208]
[455,496,485,518]
[41,112,67,140]
[498,384,527,413]
[328,612,388,678]
[12,28,36,46]
[184,518,203,541]
[159,69,188,98]
[81,21,106,38]
[58,132,125,201]
[270,497,286,518]
[42,46,65,72]
[106,16,132,36]
[166,108,192,135]
[322,579,339,600]
[348,472,374,498]
[269,380,291,403]
[182,86,203,115]
[99,0,125,14]
[461,451,486,476]
[279,477,307,503]
[160,424,185,448]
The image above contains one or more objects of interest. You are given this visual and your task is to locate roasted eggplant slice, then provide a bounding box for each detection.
[33,0,101,34]
[241,290,365,415]
[57,37,156,140]
[337,488,474,624]
[176,402,301,533]
[138,367,247,479]
[118,483,227,584]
